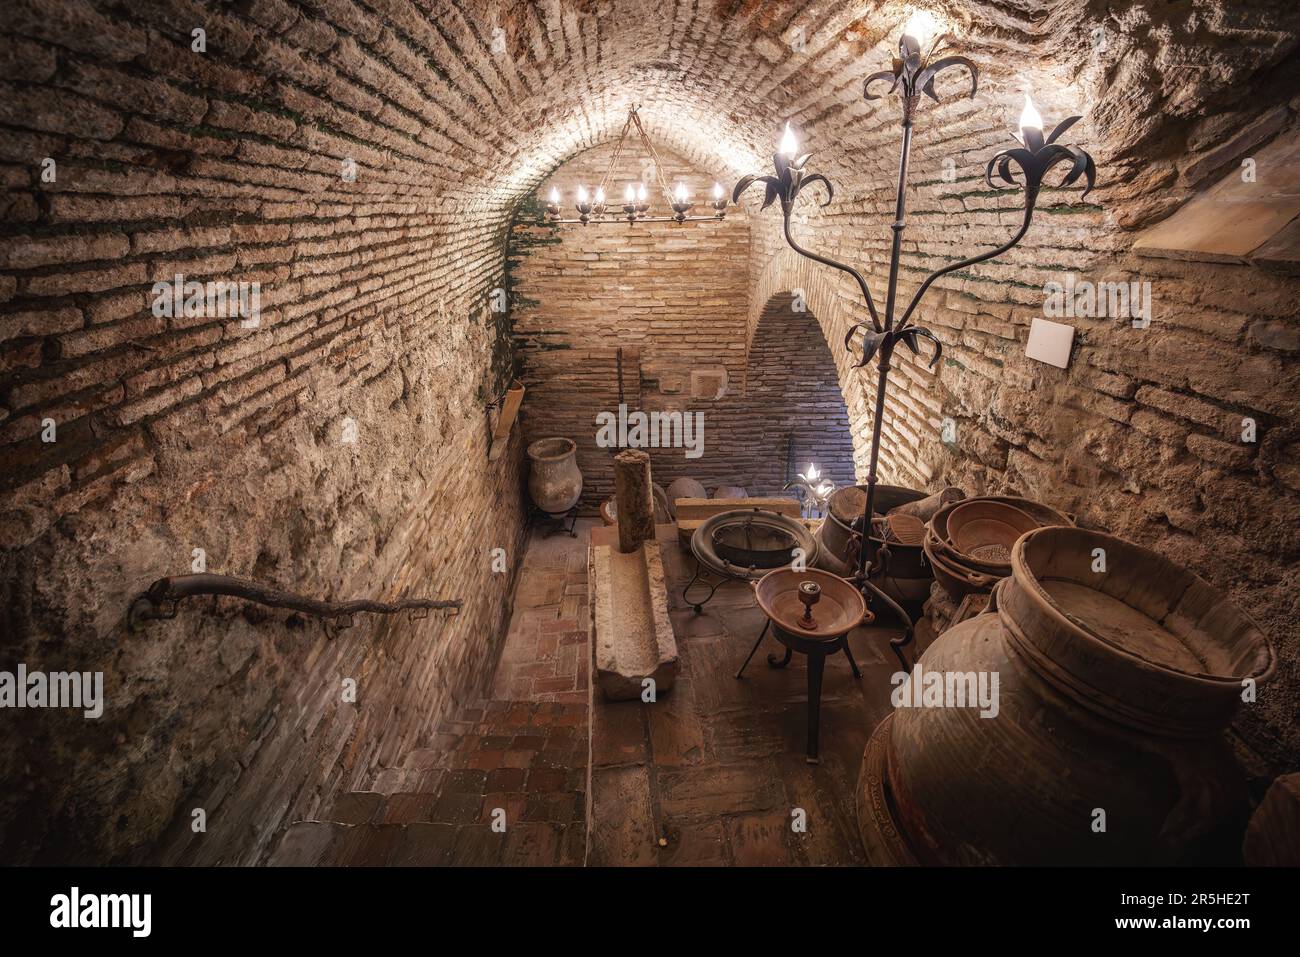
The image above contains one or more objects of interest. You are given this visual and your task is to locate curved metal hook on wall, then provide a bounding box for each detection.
[129,573,462,635]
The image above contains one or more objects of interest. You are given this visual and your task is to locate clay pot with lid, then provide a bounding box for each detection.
[527,437,583,514]
[863,525,1276,866]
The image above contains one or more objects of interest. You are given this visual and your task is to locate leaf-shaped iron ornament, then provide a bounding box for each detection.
[733,127,882,330]
[843,322,942,371]
[985,114,1097,199]
[864,33,977,119]
[732,151,833,212]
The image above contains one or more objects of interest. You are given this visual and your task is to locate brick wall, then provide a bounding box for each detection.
[511,146,855,505]
[682,290,857,497]
[510,141,752,505]
[0,0,528,864]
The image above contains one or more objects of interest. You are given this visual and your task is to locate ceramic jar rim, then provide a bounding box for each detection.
[527,436,576,462]
[1008,526,1276,689]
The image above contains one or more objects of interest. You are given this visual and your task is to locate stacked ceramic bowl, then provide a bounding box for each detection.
[923,495,1074,599]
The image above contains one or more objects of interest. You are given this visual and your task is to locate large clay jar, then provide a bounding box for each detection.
[860,525,1275,866]
[527,437,583,514]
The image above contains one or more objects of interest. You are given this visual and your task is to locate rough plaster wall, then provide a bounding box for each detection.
[0,0,1296,864]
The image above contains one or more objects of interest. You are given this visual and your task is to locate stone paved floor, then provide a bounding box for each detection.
[588,524,932,866]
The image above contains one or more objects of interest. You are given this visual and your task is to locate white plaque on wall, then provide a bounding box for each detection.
[1025,316,1075,369]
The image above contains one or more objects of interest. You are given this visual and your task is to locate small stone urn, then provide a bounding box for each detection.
[527,437,583,514]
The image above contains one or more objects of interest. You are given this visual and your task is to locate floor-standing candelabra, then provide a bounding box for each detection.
[734,16,1096,623]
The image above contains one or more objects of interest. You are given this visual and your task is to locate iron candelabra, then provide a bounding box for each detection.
[734,15,1097,611]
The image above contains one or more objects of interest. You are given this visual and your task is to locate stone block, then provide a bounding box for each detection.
[591,540,679,701]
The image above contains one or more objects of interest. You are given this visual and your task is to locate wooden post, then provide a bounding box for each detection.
[613,449,654,553]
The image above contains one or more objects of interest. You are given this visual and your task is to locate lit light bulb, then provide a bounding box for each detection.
[902,9,943,47]
[779,122,799,158]
[637,183,648,202]
[625,183,636,202]
[674,182,688,202]
[549,186,560,204]
[594,186,605,204]
[577,185,589,203]
[712,182,724,200]
[1019,94,1043,136]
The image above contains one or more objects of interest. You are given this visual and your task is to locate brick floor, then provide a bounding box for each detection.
[270,523,595,867]
[490,519,597,704]
[588,524,938,866]
[270,518,938,867]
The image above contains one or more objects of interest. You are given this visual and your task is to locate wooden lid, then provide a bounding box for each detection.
[829,486,867,525]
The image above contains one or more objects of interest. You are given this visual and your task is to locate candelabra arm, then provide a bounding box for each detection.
[782,209,882,332]
[895,192,1037,332]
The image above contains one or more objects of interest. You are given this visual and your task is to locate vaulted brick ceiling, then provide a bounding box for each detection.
[17,1,1294,222]
[300,0,1300,221]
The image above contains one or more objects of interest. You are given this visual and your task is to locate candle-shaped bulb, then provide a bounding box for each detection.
[779,122,798,158]
[712,182,724,200]
[624,183,636,202]
[674,182,688,202]
[637,183,648,202]
[577,185,589,203]
[594,186,605,204]
[1019,94,1043,135]
[549,186,559,204]
[903,10,941,47]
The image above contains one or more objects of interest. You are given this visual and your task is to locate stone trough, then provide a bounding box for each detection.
[590,536,679,700]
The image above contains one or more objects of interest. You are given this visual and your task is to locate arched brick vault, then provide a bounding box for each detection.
[736,291,858,494]
[0,0,1297,863]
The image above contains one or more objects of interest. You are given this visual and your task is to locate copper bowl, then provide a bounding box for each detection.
[922,533,1002,598]
[754,567,870,640]
[928,495,1075,576]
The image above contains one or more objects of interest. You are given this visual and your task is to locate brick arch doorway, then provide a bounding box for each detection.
[717,291,857,497]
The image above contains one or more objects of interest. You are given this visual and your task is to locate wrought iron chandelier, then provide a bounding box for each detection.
[546,106,730,224]
[733,10,1097,619]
